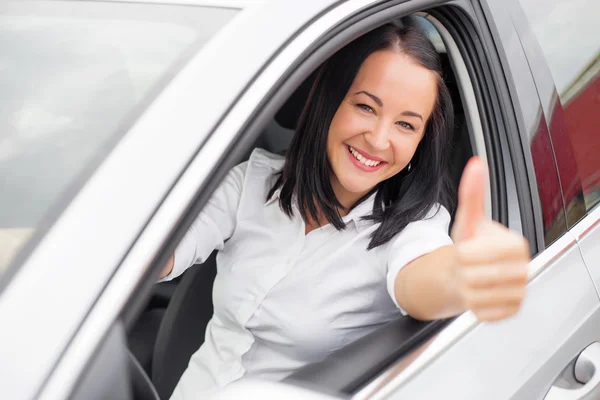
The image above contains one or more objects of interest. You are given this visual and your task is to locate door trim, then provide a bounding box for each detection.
[353,229,577,399]
[569,206,600,241]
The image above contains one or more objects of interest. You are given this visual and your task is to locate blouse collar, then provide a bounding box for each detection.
[265,189,377,233]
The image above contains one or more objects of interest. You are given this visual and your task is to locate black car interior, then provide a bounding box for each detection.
[126,25,473,400]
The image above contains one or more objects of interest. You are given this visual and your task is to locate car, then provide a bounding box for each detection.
[0,0,598,399]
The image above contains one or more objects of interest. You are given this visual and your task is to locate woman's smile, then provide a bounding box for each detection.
[345,144,386,172]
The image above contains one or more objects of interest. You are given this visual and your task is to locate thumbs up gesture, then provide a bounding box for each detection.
[450,157,530,322]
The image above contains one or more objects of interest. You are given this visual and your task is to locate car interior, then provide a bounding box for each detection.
[125,14,477,400]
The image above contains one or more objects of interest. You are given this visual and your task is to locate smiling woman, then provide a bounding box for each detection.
[271,20,454,245]
[158,17,530,400]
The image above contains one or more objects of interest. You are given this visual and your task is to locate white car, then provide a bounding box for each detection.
[0,0,599,399]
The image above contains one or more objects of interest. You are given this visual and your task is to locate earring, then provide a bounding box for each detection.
[407,162,412,172]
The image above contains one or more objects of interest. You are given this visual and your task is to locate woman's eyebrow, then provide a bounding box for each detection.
[354,90,383,107]
[402,111,423,121]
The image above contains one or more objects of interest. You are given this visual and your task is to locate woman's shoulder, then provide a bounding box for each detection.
[241,148,285,183]
[386,203,453,255]
[399,203,452,236]
[232,148,284,206]
[247,148,285,171]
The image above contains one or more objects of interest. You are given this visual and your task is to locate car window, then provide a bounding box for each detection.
[0,1,238,275]
[519,0,600,225]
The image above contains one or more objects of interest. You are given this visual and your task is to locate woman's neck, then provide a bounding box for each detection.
[304,174,370,234]
[329,175,367,213]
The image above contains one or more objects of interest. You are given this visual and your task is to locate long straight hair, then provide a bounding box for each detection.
[269,18,455,249]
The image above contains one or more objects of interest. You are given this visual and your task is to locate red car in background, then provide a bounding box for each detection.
[531,53,599,242]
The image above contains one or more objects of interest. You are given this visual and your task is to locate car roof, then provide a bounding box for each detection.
[89,0,341,17]
[97,0,293,9]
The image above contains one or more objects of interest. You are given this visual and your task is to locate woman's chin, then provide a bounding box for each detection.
[338,179,377,198]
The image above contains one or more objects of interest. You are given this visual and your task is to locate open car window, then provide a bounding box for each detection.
[124,9,493,398]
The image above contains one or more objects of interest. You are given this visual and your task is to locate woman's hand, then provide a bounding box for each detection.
[450,157,530,322]
[159,254,175,279]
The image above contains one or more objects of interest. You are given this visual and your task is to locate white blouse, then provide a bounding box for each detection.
[161,148,453,399]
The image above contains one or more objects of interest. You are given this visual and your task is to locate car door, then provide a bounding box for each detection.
[348,1,600,399]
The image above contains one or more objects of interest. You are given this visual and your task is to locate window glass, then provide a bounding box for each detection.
[520,0,600,221]
[0,1,237,276]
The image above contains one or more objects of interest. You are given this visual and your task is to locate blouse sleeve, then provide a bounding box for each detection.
[386,204,454,314]
[158,161,248,282]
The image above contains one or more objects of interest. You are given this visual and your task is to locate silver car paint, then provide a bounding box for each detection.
[572,206,600,305]
[1,0,598,399]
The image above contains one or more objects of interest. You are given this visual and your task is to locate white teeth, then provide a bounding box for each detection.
[348,146,380,167]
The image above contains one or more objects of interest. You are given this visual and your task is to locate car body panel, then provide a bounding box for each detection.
[572,206,600,306]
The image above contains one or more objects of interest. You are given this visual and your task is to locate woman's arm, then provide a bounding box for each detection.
[395,223,529,321]
[394,158,530,322]
[157,162,247,282]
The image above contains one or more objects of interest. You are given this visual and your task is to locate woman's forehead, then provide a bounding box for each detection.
[350,50,438,116]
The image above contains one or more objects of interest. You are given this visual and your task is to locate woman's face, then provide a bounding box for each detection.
[326,49,438,206]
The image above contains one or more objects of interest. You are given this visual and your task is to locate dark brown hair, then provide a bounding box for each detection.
[269,17,454,249]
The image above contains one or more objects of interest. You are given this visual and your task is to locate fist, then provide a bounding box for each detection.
[451,157,530,322]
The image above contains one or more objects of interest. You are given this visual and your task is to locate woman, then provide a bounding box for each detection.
[159,18,530,399]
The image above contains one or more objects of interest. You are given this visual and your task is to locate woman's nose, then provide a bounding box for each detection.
[364,125,391,151]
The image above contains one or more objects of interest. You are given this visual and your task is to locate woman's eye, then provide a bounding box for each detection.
[357,104,374,113]
[397,121,415,130]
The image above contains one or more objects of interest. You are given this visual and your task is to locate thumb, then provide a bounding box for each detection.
[452,156,488,243]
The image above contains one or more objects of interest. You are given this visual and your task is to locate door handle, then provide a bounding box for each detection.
[545,342,600,400]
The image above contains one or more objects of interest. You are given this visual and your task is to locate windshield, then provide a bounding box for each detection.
[0,1,238,274]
